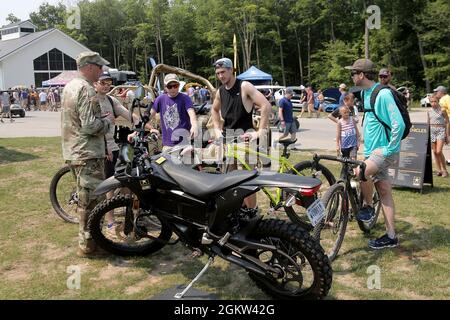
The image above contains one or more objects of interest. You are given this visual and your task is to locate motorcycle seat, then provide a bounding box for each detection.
[160,159,257,199]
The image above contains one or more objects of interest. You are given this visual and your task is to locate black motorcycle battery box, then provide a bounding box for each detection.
[157,190,208,224]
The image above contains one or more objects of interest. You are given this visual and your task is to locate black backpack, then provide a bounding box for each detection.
[362,85,411,140]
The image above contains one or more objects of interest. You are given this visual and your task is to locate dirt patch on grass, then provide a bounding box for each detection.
[334,272,365,291]
[124,275,162,295]
[1,263,32,282]
[399,215,425,228]
[383,287,430,300]
[90,263,141,282]
[41,243,71,261]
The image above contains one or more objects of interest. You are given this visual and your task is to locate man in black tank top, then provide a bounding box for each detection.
[211,57,271,212]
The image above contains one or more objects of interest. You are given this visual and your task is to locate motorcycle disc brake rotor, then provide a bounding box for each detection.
[259,248,304,293]
[134,213,162,238]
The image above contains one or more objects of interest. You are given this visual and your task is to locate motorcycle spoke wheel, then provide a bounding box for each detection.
[88,195,172,256]
[246,219,332,299]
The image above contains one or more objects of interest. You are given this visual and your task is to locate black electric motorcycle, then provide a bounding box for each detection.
[87,87,332,299]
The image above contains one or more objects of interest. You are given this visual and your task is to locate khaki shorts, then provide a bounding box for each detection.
[366,149,397,183]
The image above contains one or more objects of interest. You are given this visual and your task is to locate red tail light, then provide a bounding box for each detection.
[298,184,322,197]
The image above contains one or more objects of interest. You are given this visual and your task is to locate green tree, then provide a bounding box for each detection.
[418,0,450,89]
[310,40,358,89]
[5,13,20,24]
[29,2,67,30]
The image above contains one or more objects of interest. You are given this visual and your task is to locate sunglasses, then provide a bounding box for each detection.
[99,80,112,86]
[166,83,179,89]
[379,75,389,79]
[351,70,362,76]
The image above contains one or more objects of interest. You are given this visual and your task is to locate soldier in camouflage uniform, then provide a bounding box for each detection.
[61,51,111,256]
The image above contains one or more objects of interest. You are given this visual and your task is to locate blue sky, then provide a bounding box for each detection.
[0,0,72,27]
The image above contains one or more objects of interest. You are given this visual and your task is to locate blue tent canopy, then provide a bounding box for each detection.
[237,66,272,81]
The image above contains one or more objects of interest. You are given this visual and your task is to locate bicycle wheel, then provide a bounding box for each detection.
[284,161,336,227]
[357,189,382,233]
[49,166,79,224]
[312,183,349,262]
[289,161,336,197]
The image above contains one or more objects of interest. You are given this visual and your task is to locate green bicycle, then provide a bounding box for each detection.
[197,135,336,229]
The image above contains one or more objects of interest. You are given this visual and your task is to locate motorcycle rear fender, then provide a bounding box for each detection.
[93,176,121,196]
[242,171,321,190]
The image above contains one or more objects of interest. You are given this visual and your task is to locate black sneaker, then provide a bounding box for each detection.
[368,234,399,249]
[356,205,375,222]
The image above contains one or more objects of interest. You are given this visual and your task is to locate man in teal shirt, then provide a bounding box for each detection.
[345,59,405,249]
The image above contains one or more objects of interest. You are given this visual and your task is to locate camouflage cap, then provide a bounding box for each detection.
[76,51,110,68]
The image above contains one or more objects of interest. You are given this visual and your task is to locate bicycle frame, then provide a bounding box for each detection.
[313,153,367,217]
[222,140,302,209]
[337,163,360,218]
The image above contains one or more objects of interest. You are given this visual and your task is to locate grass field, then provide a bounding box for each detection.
[0,137,449,300]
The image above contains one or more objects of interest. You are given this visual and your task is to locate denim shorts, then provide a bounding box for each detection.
[366,149,397,183]
[284,121,297,135]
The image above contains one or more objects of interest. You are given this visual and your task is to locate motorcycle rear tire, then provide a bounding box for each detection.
[247,219,332,299]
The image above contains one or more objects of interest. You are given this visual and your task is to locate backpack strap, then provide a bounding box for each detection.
[366,84,391,141]
[106,95,117,118]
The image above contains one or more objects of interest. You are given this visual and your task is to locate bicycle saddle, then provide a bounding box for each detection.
[278,138,298,147]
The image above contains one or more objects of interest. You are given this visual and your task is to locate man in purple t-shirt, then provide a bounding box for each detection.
[150,74,198,150]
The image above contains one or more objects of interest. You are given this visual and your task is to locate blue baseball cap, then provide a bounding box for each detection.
[213,57,233,69]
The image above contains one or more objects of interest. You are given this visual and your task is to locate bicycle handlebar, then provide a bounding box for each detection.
[313,153,367,181]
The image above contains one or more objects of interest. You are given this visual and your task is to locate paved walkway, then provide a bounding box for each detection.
[1,108,447,155]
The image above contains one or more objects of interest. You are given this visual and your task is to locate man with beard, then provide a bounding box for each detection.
[345,58,405,249]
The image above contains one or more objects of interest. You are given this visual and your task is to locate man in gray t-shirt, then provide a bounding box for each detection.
[1,91,14,123]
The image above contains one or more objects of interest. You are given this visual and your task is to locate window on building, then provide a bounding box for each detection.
[33,53,49,71]
[34,73,50,88]
[1,27,19,35]
[49,48,64,70]
[50,72,61,79]
[63,54,77,70]
[20,28,35,33]
[33,49,78,87]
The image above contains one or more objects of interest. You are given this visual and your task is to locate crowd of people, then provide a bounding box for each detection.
[187,85,211,105]
[58,50,448,257]
[0,86,63,123]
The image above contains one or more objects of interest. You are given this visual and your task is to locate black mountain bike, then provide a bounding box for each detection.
[311,154,382,261]
[49,165,79,223]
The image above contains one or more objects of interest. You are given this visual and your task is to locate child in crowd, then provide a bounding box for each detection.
[336,105,360,159]
[328,92,359,124]
[428,94,449,177]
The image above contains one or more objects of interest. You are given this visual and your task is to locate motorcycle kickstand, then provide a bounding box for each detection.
[174,256,214,299]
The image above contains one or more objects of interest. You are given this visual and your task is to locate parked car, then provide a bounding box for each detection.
[321,88,341,112]
[273,86,306,112]
[255,85,285,104]
[255,85,285,125]
[421,93,433,108]
[10,103,25,117]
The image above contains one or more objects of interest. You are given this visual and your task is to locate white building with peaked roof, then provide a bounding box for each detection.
[0,20,90,90]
